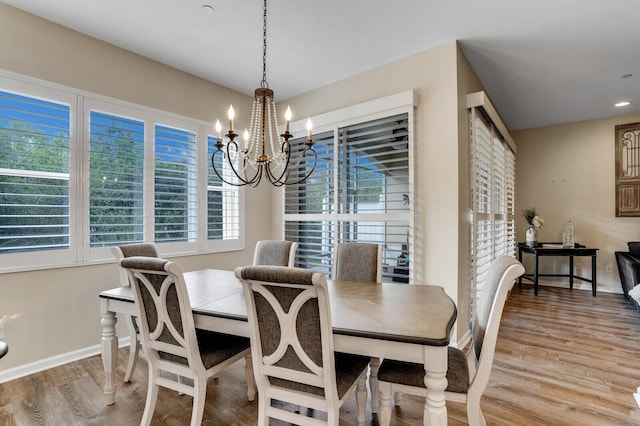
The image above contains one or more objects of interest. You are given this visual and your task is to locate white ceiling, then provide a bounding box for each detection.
[3,0,639,130]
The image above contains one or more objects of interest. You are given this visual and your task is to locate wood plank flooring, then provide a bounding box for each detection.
[2,283,640,425]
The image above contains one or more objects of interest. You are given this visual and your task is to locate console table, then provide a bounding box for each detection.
[518,242,598,296]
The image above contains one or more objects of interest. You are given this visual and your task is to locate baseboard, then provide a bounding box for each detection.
[522,279,620,294]
[0,336,131,384]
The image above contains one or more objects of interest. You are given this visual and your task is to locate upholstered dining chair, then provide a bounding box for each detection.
[112,243,159,383]
[120,256,255,426]
[331,242,382,283]
[377,256,525,426]
[236,265,370,426]
[253,240,298,267]
[331,241,383,411]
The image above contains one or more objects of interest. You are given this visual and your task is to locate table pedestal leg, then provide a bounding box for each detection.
[423,346,448,426]
[100,304,118,405]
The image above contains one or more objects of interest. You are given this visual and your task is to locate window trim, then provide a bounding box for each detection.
[0,70,244,274]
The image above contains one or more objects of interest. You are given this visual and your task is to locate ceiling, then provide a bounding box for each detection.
[3,0,639,131]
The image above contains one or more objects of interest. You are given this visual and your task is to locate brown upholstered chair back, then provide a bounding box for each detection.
[332,242,382,282]
[253,240,298,267]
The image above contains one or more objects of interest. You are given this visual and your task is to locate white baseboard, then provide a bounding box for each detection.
[0,336,131,384]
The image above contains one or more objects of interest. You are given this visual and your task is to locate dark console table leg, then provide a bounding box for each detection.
[569,255,574,289]
[518,250,523,288]
[534,253,539,296]
[591,255,597,296]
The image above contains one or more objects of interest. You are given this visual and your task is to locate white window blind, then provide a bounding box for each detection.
[469,106,516,303]
[89,111,145,247]
[207,136,240,240]
[0,90,70,254]
[154,124,197,243]
[285,112,412,283]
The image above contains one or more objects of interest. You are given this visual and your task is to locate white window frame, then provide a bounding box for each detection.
[0,70,243,273]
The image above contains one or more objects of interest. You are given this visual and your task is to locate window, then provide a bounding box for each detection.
[89,111,144,247]
[0,90,71,255]
[468,92,516,312]
[207,136,240,240]
[154,124,197,243]
[284,93,414,283]
[0,73,242,272]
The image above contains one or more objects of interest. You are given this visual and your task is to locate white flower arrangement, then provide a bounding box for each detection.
[523,208,545,229]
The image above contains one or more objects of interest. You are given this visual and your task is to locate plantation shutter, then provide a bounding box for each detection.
[469,92,516,315]
[154,124,197,243]
[284,111,412,283]
[207,135,240,240]
[89,111,145,247]
[0,90,71,254]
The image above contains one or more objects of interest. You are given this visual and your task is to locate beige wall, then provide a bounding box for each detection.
[0,3,274,371]
[283,42,484,343]
[514,113,640,293]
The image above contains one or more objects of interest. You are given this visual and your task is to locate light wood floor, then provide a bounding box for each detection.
[2,283,640,425]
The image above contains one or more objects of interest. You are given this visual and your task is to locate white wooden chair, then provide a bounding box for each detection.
[377,256,525,426]
[112,243,159,382]
[120,256,256,426]
[236,265,369,426]
[253,240,298,267]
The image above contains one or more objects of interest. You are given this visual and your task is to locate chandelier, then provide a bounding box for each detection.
[211,0,317,187]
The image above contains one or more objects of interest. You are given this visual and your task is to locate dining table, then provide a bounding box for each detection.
[99,268,457,426]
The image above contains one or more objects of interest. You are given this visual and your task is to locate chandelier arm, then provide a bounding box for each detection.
[268,147,318,186]
[243,157,264,187]
[210,150,228,183]
[265,139,292,184]
[280,148,318,185]
[212,141,258,187]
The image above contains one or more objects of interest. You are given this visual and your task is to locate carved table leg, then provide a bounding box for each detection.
[423,346,448,426]
[370,357,380,413]
[100,302,118,405]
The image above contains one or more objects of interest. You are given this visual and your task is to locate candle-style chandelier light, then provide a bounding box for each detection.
[211,0,317,187]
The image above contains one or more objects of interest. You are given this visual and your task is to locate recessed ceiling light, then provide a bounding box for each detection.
[202,4,214,13]
[615,101,631,107]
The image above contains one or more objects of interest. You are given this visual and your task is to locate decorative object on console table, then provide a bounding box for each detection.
[523,207,544,247]
[562,219,575,248]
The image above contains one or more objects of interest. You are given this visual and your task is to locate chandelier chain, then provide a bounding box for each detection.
[261,0,268,88]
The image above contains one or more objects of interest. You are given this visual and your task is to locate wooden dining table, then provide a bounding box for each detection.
[99,268,457,425]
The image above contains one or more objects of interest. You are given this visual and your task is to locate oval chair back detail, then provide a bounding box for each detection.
[120,256,255,426]
[377,256,525,426]
[236,265,369,426]
[253,240,298,267]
